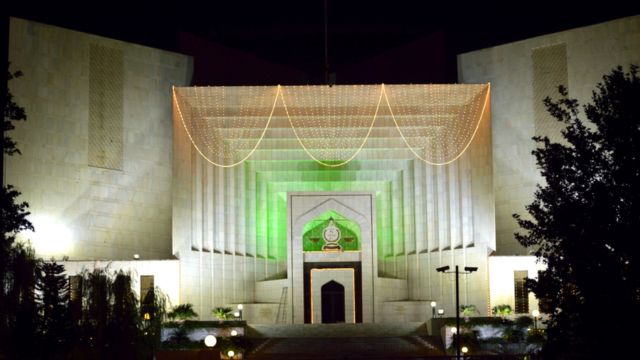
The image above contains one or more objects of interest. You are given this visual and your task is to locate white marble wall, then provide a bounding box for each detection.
[61,259,180,307]
[7,17,193,260]
[488,256,545,313]
[458,15,640,255]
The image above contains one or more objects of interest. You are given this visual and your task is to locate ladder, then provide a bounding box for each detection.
[275,287,288,324]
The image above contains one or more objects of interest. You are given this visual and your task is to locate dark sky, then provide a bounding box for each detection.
[8,2,640,76]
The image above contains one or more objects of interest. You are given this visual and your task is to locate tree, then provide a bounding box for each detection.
[82,268,112,358]
[140,286,167,358]
[1,65,35,358]
[4,67,27,156]
[514,65,640,358]
[109,271,141,358]
[36,259,71,358]
[167,303,198,321]
[6,244,40,358]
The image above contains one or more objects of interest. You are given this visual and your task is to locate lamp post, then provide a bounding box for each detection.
[436,265,477,360]
[532,309,540,330]
[431,301,437,317]
[237,304,243,320]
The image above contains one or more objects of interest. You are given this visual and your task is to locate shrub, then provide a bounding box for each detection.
[167,303,198,321]
[212,307,234,320]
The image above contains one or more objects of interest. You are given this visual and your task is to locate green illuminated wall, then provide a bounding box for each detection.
[245,157,414,278]
[302,210,361,251]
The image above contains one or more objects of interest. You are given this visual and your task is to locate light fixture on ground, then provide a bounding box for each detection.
[431,301,437,317]
[437,309,444,317]
[204,334,217,348]
[227,350,235,358]
[532,309,540,330]
[230,329,238,336]
[436,265,478,360]
[461,346,469,357]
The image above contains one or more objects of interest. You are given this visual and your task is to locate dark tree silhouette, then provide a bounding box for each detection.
[37,260,71,358]
[1,66,35,359]
[515,65,640,359]
[6,244,40,358]
[82,268,111,359]
[109,271,141,358]
[4,67,26,156]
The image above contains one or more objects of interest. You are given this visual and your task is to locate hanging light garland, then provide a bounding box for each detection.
[172,83,490,167]
[382,83,490,165]
[172,85,280,167]
[279,85,383,167]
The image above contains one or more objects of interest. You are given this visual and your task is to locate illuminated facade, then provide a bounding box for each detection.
[6,16,639,324]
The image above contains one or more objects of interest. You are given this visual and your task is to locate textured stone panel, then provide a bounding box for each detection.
[532,43,568,143]
[89,43,123,170]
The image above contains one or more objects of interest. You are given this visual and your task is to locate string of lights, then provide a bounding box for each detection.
[172,84,490,167]
[280,85,384,167]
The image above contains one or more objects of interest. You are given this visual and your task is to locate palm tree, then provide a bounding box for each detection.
[167,303,198,321]
[212,307,234,320]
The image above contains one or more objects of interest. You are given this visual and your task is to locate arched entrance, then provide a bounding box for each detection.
[289,192,376,324]
[321,280,345,323]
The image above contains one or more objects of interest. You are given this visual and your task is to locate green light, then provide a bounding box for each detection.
[246,159,412,277]
[302,210,361,251]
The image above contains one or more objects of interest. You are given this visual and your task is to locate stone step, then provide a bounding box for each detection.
[247,322,429,338]
[247,336,443,359]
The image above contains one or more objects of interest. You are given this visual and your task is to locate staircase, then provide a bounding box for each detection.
[245,322,443,359]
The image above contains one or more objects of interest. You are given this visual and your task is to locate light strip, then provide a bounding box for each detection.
[173,84,490,167]
[172,85,281,167]
[279,85,384,167]
[382,83,491,166]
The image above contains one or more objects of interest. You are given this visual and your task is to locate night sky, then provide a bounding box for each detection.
[8,2,640,82]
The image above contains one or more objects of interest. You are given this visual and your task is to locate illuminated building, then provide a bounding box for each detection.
[6,15,639,323]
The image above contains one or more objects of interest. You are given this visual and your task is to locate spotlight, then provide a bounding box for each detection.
[464,266,478,272]
[204,334,217,347]
[436,266,450,273]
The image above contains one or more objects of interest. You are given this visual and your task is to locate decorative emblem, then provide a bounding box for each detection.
[322,217,342,251]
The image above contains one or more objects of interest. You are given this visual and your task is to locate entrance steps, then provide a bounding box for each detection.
[245,323,444,359]
[247,322,430,338]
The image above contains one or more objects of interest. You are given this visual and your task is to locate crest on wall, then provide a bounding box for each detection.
[322,217,342,251]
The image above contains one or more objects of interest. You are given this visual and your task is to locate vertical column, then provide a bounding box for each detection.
[460,152,474,247]
[449,161,461,250]
[204,163,213,252]
[192,151,202,250]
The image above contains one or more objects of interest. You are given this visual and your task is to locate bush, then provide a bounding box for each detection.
[212,307,234,320]
[492,304,512,317]
[168,303,198,321]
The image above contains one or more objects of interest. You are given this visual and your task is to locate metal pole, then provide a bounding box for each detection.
[455,265,460,360]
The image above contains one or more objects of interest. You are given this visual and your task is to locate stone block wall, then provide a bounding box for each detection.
[7,17,193,260]
[458,15,640,255]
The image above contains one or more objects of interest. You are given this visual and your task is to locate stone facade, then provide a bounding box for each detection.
[7,17,193,260]
[10,15,638,325]
[458,15,640,256]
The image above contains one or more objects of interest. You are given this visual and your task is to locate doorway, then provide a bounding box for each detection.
[321,281,345,323]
